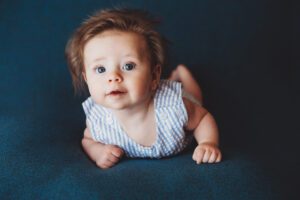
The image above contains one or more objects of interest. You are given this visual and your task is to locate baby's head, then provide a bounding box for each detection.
[65,8,167,98]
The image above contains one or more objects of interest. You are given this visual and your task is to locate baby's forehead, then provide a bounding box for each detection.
[97,30,148,48]
[83,30,152,66]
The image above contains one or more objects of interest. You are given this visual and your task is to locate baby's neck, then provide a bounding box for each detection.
[110,98,157,147]
[110,98,154,128]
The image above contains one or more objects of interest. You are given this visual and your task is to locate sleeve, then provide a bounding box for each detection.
[178,83,189,127]
[156,80,189,127]
[82,97,101,142]
[182,89,202,107]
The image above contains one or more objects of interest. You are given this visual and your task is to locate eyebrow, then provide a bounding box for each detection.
[91,57,106,63]
[88,53,142,68]
[123,53,144,61]
[88,57,106,68]
[123,53,139,58]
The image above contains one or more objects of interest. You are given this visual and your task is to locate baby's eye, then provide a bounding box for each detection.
[122,63,136,71]
[95,66,106,74]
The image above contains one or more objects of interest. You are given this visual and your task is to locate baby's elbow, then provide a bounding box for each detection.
[83,127,93,139]
[81,137,88,148]
[82,129,90,147]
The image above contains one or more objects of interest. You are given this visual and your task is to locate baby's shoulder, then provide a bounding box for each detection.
[155,80,184,108]
[82,97,107,121]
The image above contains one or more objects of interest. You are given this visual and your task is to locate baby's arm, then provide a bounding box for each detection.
[184,98,222,164]
[81,127,124,169]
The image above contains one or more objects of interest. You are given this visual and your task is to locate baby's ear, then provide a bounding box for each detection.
[82,72,87,82]
[151,65,161,90]
[153,64,161,80]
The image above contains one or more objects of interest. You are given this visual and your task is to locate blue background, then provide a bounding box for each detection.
[0,0,299,199]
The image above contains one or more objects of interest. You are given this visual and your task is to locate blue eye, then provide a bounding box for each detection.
[122,63,135,71]
[96,66,106,74]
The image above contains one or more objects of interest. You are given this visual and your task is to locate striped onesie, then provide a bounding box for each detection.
[82,80,193,158]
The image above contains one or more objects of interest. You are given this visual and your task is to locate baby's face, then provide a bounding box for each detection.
[83,30,157,110]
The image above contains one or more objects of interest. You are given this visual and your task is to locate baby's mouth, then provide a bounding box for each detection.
[107,90,126,96]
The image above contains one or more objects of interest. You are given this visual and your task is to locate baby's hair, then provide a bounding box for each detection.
[65,8,167,94]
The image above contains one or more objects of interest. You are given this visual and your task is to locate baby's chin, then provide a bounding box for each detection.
[98,101,130,111]
[91,96,115,106]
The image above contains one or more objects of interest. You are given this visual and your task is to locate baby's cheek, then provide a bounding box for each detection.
[136,83,152,97]
[89,86,104,104]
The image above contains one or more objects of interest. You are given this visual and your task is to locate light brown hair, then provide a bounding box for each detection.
[65,8,167,94]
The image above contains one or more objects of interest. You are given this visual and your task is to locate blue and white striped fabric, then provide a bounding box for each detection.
[82,80,193,158]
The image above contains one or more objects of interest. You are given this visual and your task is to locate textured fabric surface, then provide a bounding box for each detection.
[82,80,191,158]
[0,0,299,199]
[0,114,278,199]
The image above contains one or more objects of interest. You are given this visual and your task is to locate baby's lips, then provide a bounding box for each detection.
[107,90,126,95]
[110,91,123,95]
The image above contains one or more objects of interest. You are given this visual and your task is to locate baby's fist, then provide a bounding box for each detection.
[96,144,124,169]
[192,143,222,164]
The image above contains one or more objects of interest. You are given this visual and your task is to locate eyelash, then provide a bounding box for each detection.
[94,63,136,74]
[95,66,106,74]
[122,63,136,71]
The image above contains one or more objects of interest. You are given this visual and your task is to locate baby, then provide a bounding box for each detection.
[65,8,221,169]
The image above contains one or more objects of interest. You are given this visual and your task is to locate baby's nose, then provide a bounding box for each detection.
[108,73,123,83]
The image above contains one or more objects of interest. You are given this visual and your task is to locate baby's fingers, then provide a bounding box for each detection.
[107,153,119,163]
[202,150,212,163]
[216,151,222,162]
[208,151,218,163]
[111,146,124,158]
[98,153,120,169]
[193,148,205,164]
[96,157,114,169]
[208,150,222,163]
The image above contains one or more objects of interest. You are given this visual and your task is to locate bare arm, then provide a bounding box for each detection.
[191,111,219,146]
[184,98,222,164]
[82,127,124,169]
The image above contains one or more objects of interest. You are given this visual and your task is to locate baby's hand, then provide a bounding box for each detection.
[95,144,124,169]
[192,142,222,164]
